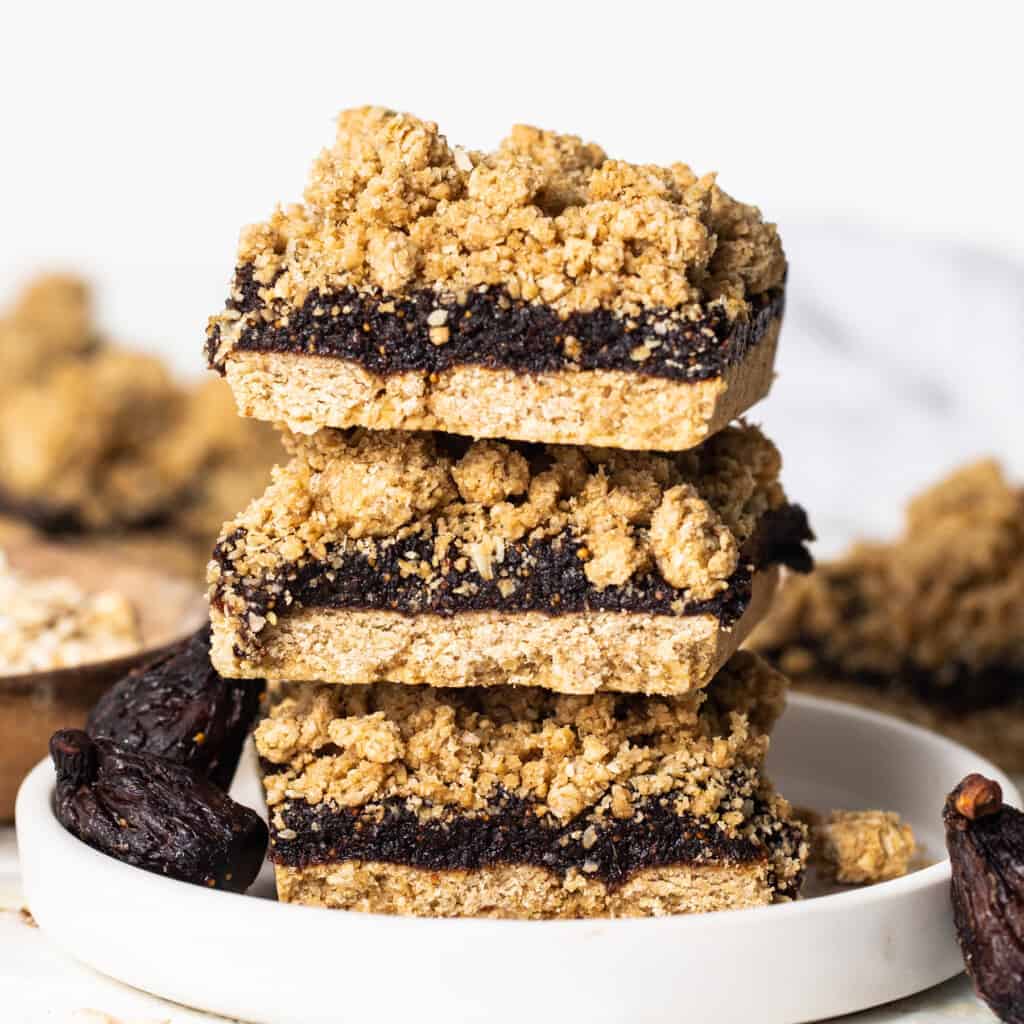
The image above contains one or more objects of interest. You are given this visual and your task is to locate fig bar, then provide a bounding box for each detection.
[209,424,811,694]
[206,107,786,451]
[255,652,808,918]
[753,460,1024,772]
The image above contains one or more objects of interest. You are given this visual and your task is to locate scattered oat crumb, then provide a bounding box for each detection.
[18,906,37,927]
[815,809,917,885]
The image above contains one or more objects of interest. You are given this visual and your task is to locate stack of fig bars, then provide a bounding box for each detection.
[205,108,815,919]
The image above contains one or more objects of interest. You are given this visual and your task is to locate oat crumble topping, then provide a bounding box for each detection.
[210,107,785,364]
[209,423,787,635]
[256,651,789,833]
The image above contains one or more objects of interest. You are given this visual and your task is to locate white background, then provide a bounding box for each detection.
[2,0,1023,371]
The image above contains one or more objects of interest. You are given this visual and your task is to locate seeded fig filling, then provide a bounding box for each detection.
[209,267,783,383]
[208,425,811,657]
[255,653,807,893]
[207,108,786,376]
[267,790,805,895]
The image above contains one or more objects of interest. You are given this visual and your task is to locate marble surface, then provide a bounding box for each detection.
[2,228,1020,1022]
[762,223,1024,557]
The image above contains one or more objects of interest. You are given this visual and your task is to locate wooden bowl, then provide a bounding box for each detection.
[0,536,206,820]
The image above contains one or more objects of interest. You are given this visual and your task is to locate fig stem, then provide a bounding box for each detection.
[50,729,98,788]
[952,773,1003,821]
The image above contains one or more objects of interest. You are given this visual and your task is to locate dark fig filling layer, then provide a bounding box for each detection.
[266,785,803,895]
[209,265,783,382]
[211,505,812,656]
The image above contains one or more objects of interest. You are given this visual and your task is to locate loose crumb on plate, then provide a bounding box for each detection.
[815,809,917,885]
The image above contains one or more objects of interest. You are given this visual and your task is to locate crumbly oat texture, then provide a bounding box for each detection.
[815,810,916,885]
[209,420,810,691]
[216,106,785,323]
[210,422,787,642]
[0,549,140,673]
[257,652,808,917]
[0,274,280,537]
[207,109,786,449]
[256,649,785,821]
[753,460,1024,696]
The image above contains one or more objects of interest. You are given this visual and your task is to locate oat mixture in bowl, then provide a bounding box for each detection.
[0,539,205,819]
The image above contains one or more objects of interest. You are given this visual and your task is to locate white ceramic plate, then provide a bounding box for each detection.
[16,694,1018,1024]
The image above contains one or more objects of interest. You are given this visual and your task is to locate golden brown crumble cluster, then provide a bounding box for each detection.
[815,810,916,885]
[256,651,788,829]
[215,107,784,334]
[0,274,280,535]
[212,422,785,604]
[755,460,1024,677]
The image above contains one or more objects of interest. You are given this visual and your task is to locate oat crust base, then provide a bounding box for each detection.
[223,319,779,450]
[273,859,778,918]
[211,567,777,692]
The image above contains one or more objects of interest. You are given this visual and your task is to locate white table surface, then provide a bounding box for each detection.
[1,228,1020,1021]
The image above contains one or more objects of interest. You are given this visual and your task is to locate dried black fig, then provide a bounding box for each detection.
[51,729,267,892]
[944,773,1024,1023]
[88,625,263,790]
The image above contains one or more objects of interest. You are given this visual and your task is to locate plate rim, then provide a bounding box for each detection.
[19,690,1017,1024]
